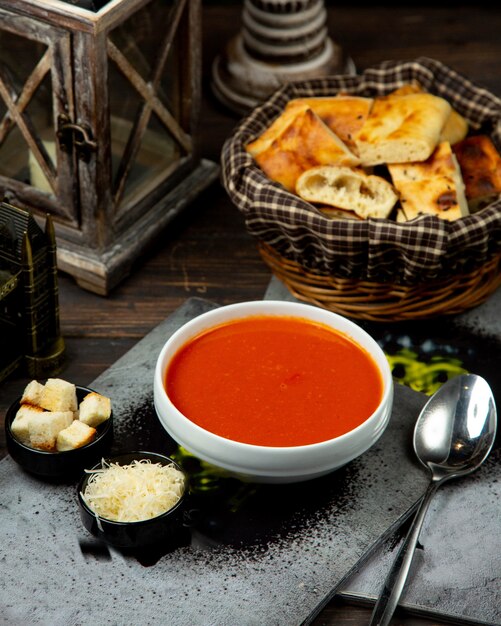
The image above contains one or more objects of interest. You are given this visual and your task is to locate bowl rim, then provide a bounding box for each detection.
[5,384,113,456]
[77,450,188,527]
[154,300,393,453]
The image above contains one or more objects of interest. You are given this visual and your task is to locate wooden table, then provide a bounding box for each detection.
[1,4,500,625]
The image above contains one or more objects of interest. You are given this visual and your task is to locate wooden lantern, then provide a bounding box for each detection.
[0,0,218,294]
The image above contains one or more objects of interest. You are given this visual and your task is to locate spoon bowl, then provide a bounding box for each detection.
[370,373,497,626]
[414,373,497,480]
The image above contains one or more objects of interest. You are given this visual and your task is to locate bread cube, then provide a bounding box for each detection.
[11,405,45,445]
[29,411,74,452]
[56,420,97,452]
[79,392,111,427]
[40,378,78,412]
[20,380,45,407]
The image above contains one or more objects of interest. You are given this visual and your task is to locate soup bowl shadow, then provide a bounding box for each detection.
[154,301,393,484]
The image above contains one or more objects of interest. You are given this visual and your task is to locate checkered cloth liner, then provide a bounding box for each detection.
[222,57,501,283]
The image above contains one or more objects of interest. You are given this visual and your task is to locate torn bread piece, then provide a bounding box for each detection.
[246,95,373,156]
[355,93,451,165]
[79,392,112,428]
[254,108,360,192]
[389,142,469,221]
[440,109,469,145]
[396,176,468,222]
[39,378,78,413]
[57,420,97,452]
[20,380,45,407]
[283,96,373,151]
[11,405,45,446]
[29,410,74,452]
[246,104,308,157]
[453,135,501,211]
[388,142,465,186]
[386,83,468,145]
[296,166,398,219]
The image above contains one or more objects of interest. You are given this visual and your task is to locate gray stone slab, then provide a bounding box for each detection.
[266,277,501,625]
[337,449,501,625]
[0,297,432,626]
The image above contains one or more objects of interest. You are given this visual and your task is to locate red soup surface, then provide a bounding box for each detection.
[165,315,384,447]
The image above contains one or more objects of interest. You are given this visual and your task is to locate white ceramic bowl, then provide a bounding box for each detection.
[154,301,393,483]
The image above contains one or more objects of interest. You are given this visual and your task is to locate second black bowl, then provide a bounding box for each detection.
[77,451,188,549]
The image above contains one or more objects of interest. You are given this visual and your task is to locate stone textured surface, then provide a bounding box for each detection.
[266,277,501,625]
[338,447,501,625]
[1,297,430,626]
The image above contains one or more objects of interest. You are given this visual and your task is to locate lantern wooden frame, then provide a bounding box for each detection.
[0,0,218,294]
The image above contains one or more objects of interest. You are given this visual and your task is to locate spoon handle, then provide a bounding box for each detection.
[369,479,440,626]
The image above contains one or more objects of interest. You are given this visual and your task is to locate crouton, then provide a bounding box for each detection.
[20,380,45,407]
[56,420,97,451]
[29,411,74,452]
[39,379,78,413]
[79,392,111,427]
[10,405,45,445]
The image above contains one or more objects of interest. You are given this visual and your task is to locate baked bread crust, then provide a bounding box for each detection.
[385,83,468,145]
[396,176,468,221]
[246,96,373,156]
[388,141,463,183]
[453,135,501,210]
[440,109,469,145]
[244,79,484,224]
[284,97,373,150]
[355,93,452,165]
[389,142,468,221]
[254,108,360,192]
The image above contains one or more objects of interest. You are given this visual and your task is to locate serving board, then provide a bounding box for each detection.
[266,278,501,625]
[0,297,433,626]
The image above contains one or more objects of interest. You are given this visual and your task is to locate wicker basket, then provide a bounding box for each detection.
[222,58,501,320]
[259,243,501,322]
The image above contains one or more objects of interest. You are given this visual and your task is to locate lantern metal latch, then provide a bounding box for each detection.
[57,115,97,160]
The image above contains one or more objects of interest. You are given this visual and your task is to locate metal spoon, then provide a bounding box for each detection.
[369,373,497,626]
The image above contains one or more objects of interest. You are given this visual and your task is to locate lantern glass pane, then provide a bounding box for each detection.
[0,31,53,191]
[26,73,56,196]
[107,0,186,210]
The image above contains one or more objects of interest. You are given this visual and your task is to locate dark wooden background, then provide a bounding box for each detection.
[2,4,500,625]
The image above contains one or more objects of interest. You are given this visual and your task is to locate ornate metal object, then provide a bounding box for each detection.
[0,202,65,383]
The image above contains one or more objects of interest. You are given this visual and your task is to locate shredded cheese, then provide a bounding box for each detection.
[81,459,185,522]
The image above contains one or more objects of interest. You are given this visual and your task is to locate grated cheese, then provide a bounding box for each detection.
[81,459,185,522]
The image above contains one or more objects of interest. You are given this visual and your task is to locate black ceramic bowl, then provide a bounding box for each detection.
[5,385,113,479]
[77,451,188,549]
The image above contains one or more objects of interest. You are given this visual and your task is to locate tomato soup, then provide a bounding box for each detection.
[165,315,383,447]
